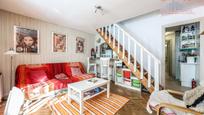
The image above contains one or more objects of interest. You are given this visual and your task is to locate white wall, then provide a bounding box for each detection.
[119,6,204,86]
[0,10,95,96]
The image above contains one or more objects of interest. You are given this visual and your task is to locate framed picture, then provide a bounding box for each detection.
[52,32,67,52]
[76,37,85,53]
[14,26,39,53]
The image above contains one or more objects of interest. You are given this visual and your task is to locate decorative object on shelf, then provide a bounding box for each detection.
[14,26,39,54]
[180,23,199,50]
[100,57,110,80]
[100,43,113,58]
[4,48,18,90]
[52,32,67,52]
[76,37,85,53]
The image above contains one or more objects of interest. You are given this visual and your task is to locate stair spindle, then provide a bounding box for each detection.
[134,43,137,72]
[140,48,143,79]
[118,29,120,53]
[128,38,130,64]
[113,25,116,49]
[109,25,111,43]
[148,55,151,88]
[154,60,159,91]
[122,32,125,59]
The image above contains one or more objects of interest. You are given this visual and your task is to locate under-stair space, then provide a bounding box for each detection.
[96,24,161,93]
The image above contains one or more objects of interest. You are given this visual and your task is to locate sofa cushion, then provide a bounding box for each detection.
[71,67,82,76]
[26,69,49,84]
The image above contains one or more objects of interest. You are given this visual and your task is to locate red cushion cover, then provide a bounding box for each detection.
[26,68,49,84]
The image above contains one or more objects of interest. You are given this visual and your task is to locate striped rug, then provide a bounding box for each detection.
[48,93,129,115]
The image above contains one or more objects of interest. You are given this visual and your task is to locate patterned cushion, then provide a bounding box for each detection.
[71,67,82,76]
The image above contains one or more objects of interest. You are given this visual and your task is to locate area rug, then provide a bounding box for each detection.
[48,93,129,115]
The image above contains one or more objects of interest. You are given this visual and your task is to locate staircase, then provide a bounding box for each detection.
[96,24,161,93]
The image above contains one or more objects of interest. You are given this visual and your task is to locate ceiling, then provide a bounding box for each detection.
[0,0,203,34]
[0,0,163,34]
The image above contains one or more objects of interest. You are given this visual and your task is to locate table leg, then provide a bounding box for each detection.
[79,92,84,114]
[107,80,110,98]
[68,87,71,104]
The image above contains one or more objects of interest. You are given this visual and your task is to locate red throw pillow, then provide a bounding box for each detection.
[71,67,82,76]
[27,70,49,84]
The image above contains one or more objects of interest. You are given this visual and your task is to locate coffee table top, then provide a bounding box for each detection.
[68,78,108,92]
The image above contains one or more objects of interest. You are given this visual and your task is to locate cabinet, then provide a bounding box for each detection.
[114,61,141,91]
[180,63,197,87]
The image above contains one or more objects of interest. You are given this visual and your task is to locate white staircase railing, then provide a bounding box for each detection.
[98,24,161,91]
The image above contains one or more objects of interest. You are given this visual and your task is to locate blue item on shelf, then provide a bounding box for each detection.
[94,87,100,93]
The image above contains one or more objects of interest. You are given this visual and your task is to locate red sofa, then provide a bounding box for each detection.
[15,62,95,90]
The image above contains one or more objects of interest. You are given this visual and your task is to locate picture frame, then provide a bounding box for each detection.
[52,32,67,52]
[76,37,85,53]
[14,26,39,54]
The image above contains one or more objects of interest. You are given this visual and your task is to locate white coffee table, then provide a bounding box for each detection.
[67,78,110,114]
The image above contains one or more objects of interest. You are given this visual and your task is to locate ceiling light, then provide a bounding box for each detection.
[94,5,104,15]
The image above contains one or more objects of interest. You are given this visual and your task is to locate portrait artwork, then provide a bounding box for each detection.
[52,33,67,52]
[76,37,85,53]
[14,26,39,53]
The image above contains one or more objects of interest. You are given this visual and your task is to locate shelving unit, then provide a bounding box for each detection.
[180,23,199,51]
[114,61,141,91]
[87,57,97,76]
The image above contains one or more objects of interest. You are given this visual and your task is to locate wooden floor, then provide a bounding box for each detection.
[0,82,153,115]
[165,73,191,92]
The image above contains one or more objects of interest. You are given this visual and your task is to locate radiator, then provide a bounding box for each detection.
[0,73,3,102]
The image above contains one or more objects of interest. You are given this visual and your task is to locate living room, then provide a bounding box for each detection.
[1,0,204,115]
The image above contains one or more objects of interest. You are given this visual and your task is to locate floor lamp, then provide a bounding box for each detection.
[4,48,18,90]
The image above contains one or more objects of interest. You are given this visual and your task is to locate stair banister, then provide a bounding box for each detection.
[114,24,159,61]
[98,24,161,92]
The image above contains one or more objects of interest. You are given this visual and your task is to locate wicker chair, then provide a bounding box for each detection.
[155,90,204,115]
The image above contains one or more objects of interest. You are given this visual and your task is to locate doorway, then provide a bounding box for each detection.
[165,22,200,92]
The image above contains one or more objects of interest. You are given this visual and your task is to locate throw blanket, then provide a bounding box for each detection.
[183,86,204,113]
[147,89,204,115]
[146,90,185,115]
